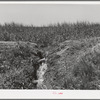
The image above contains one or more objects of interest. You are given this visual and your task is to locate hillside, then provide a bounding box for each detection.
[44,37,100,89]
[1,37,100,89]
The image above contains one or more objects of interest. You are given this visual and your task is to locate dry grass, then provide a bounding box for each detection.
[46,37,100,89]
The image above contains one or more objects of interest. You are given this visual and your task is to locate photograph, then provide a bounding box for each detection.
[0,1,100,91]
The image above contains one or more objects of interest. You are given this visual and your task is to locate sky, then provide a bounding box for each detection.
[0,4,100,26]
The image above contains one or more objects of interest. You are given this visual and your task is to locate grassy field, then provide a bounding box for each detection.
[0,22,100,89]
[1,22,100,47]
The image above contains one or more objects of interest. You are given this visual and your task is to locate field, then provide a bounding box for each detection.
[0,22,100,89]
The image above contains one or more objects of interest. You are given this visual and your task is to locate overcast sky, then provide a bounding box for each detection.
[0,4,100,26]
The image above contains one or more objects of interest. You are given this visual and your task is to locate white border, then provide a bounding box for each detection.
[0,90,100,99]
[0,1,100,4]
[0,1,100,99]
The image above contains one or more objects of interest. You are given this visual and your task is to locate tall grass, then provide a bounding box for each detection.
[0,22,100,47]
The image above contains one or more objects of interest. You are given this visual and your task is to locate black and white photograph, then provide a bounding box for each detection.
[0,1,100,91]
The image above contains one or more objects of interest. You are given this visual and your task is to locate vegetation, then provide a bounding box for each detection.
[45,37,100,89]
[0,22,100,89]
[0,41,44,89]
[0,22,100,47]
